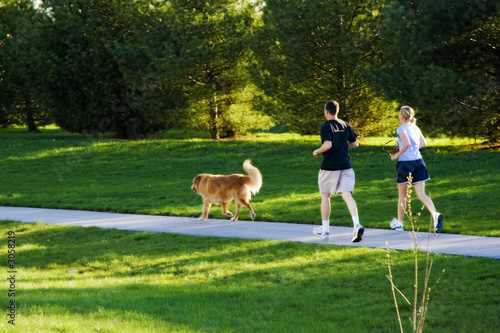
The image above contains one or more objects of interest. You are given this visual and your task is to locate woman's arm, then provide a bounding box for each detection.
[419,134,427,148]
[391,132,410,161]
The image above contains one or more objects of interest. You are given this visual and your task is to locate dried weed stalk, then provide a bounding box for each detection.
[386,174,445,333]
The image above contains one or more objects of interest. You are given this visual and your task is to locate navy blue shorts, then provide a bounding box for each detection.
[396,159,430,184]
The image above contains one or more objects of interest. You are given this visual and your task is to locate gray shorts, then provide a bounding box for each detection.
[318,168,355,195]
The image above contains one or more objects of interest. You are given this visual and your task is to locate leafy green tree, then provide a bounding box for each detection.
[157,0,272,139]
[250,0,397,136]
[0,0,53,131]
[37,0,185,138]
[372,0,500,141]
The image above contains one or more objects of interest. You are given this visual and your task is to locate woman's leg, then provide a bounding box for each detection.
[413,182,437,216]
[397,183,408,222]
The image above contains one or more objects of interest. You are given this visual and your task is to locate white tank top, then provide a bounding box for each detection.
[397,124,423,161]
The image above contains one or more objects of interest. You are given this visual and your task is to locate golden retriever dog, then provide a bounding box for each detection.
[191,160,262,221]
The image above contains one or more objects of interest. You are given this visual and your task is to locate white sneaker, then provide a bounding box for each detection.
[351,224,364,243]
[390,218,404,231]
[313,227,330,240]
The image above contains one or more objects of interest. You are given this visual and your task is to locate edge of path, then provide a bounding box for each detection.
[1,206,499,260]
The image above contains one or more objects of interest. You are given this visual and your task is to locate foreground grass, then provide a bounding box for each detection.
[0,130,499,236]
[1,220,498,332]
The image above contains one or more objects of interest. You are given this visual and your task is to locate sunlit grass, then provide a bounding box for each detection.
[1,220,498,332]
[0,130,498,236]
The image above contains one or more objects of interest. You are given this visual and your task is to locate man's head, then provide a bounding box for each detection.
[324,100,339,117]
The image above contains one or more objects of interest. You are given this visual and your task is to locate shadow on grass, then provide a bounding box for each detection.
[4,220,499,332]
[9,220,398,331]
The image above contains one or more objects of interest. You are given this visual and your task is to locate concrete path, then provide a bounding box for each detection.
[1,206,499,259]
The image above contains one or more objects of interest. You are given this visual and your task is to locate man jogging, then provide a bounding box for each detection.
[312,100,363,242]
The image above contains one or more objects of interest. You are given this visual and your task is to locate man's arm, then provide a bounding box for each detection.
[347,140,359,149]
[313,140,332,157]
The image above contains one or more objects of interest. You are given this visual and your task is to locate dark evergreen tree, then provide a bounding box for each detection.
[372,0,500,141]
[37,0,185,138]
[250,0,397,136]
[0,0,53,131]
[156,0,272,139]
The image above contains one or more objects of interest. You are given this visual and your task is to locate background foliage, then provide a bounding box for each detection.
[0,1,53,131]
[0,0,498,140]
[371,0,500,141]
[250,0,398,135]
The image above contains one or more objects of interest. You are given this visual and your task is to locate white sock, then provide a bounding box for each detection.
[322,220,330,233]
[352,216,360,227]
[433,212,440,224]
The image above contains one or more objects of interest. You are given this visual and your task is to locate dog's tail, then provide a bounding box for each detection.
[243,159,262,195]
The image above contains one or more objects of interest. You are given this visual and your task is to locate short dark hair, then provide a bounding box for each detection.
[324,100,339,115]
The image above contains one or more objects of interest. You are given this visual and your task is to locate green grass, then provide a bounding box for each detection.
[1,130,498,332]
[0,130,499,236]
[1,220,498,332]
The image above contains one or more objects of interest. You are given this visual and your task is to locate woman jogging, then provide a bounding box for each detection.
[389,106,443,232]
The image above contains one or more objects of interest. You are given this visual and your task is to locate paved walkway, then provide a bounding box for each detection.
[1,206,499,259]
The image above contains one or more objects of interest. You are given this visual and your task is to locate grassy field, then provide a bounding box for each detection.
[1,129,498,332]
[0,129,498,236]
[1,220,499,332]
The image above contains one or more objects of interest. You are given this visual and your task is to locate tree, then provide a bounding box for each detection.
[0,0,53,131]
[371,0,500,141]
[157,0,273,139]
[37,0,185,138]
[250,0,397,136]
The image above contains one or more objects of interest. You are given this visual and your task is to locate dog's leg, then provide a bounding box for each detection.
[231,202,242,221]
[221,202,233,218]
[244,202,256,221]
[199,199,211,221]
[237,196,255,221]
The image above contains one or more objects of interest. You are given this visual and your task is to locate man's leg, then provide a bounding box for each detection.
[341,192,363,242]
[313,193,331,237]
[321,193,332,221]
[341,192,358,219]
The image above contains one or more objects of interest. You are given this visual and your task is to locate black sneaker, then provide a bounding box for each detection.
[351,225,364,243]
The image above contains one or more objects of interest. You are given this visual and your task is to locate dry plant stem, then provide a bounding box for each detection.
[404,175,419,332]
[387,173,444,333]
[386,243,405,333]
[418,231,434,331]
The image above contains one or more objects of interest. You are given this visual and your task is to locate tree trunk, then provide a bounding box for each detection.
[24,96,39,133]
[208,94,220,140]
[225,128,237,138]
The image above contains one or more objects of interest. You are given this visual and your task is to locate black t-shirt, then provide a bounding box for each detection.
[320,119,357,171]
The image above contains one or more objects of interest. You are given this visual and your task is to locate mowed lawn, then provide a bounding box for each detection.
[0,129,498,236]
[0,220,498,332]
[0,129,498,332]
